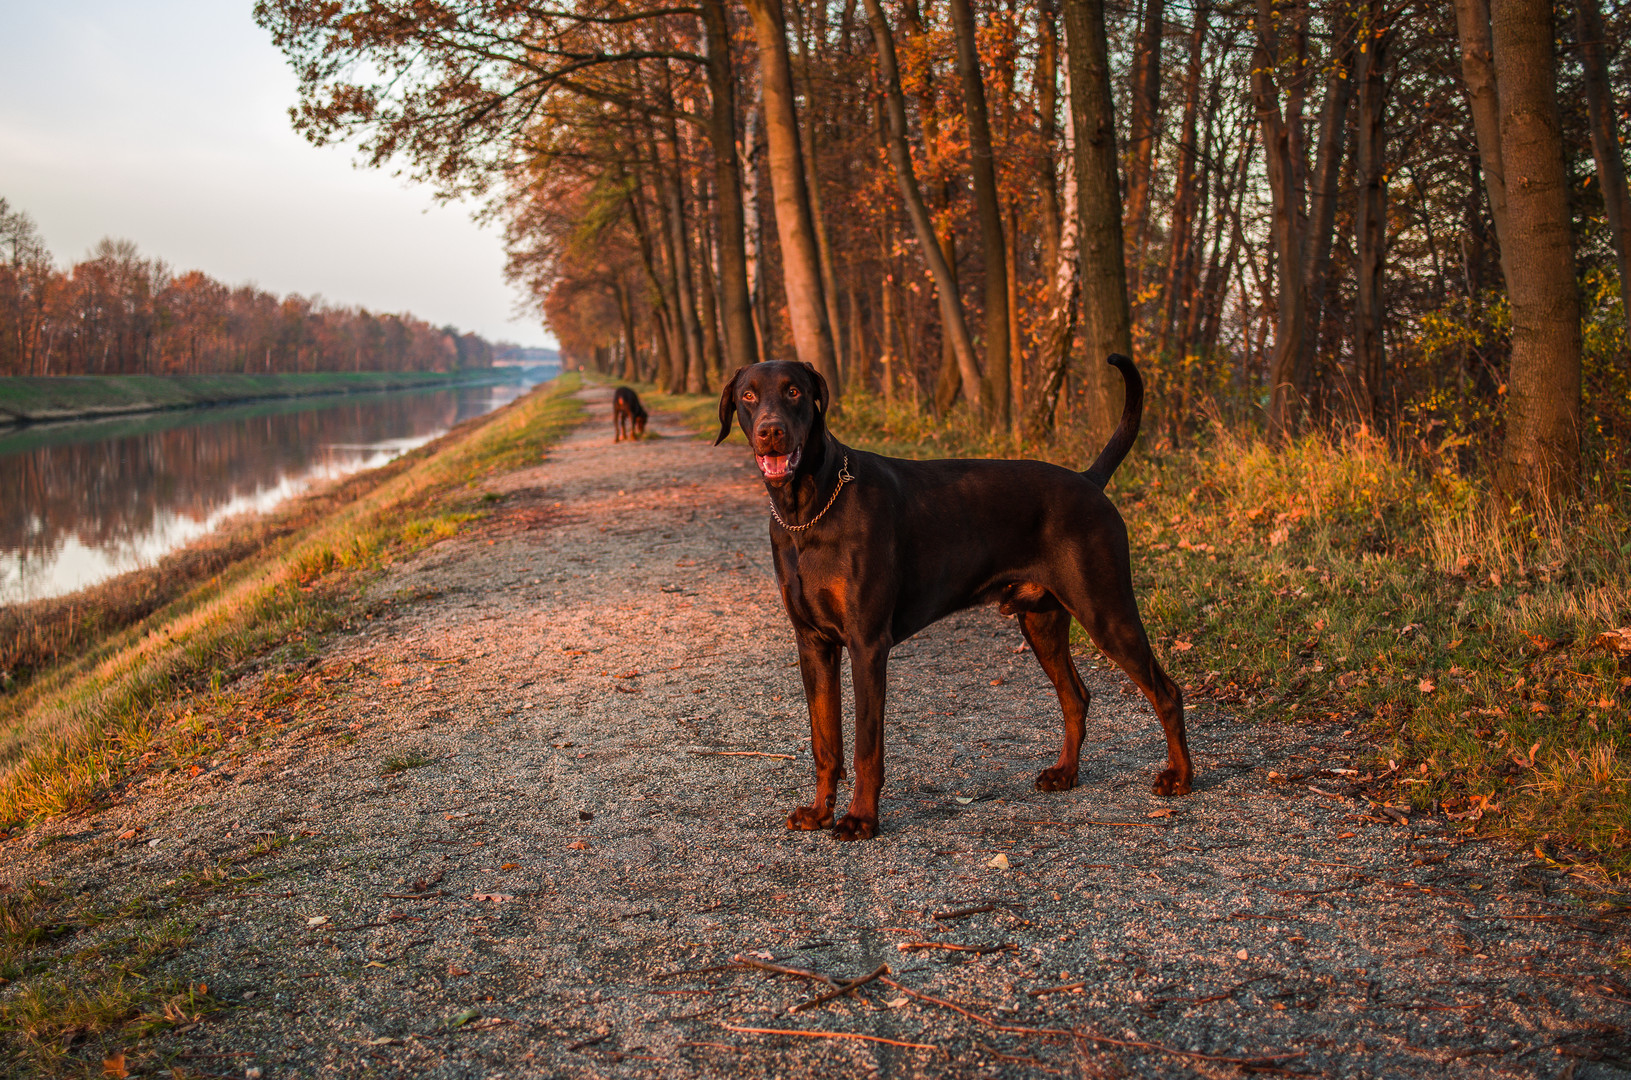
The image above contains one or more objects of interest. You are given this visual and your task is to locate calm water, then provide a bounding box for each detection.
[0,376,549,605]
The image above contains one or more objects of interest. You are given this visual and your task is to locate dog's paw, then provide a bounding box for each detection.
[787,806,833,831]
[1034,766,1078,792]
[831,814,878,841]
[1152,768,1192,797]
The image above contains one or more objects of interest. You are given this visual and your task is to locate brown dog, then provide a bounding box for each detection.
[715,356,1190,840]
[613,386,648,442]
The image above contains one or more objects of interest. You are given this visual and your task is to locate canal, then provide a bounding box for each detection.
[0,373,551,604]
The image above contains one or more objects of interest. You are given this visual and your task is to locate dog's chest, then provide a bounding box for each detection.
[771,542,855,635]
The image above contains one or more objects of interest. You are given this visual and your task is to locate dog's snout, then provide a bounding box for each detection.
[754,418,785,445]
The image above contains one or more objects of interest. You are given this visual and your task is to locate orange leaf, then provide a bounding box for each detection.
[103,1054,128,1079]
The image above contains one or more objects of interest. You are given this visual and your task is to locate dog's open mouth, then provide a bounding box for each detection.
[756,446,802,480]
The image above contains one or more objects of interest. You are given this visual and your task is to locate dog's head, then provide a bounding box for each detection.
[715,361,829,487]
[632,408,648,437]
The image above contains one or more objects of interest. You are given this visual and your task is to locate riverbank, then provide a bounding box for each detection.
[0,370,516,426]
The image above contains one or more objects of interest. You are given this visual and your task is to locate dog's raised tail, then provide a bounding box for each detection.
[1082,354,1143,489]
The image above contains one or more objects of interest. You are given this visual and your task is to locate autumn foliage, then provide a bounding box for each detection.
[0,204,494,378]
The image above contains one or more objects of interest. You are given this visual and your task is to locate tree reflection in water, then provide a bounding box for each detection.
[0,383,531,604]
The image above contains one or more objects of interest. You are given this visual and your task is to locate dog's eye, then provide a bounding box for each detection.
[741,390,757,404]
[787,387,801,399]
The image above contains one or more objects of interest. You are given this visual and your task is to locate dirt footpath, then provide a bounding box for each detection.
[6,384,1628,1078]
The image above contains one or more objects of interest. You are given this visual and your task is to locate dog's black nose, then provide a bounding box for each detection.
[755,420,784,443]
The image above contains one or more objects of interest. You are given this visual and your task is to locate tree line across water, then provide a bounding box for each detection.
[258,0,1630,506]
[0,201,497,379]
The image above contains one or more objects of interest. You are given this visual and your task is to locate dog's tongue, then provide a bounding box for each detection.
[756,446,801,478]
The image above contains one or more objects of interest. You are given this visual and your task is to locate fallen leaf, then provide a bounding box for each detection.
[617,670,641,679]
[471,893,515,903]
[989,678,1004,686]
[954,797,974,805]
[885,996,910,1008]
[448,963,473,976]
[367,1037,398,1045]
[103,1053,127,1079]
[1336,831,1356,839]
[614,684,640,694]
[1147,808,1176,818]
[1236,949,1248,961]
[567,841,589,851]
[987,853,1011,870]
[1171,639,1194,652]
[364,961,388,969]
[306,916,328,927]
[500,862,520,870]
[1592,628,1631,653]
[1418,679,1436,693]
[750,949,776,960]
[446,1008,481,1029]
[116,827,141,841]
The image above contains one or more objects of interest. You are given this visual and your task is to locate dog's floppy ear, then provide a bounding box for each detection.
[715,366,744,445]
[799,361,829,420]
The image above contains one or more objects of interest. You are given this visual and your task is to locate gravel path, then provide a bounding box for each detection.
[5,384,1628,1078]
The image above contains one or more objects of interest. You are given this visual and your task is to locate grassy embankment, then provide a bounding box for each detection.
[625,375,1629,885]
[0,375,582,1075]
[0,370,510,424]
[0,373,582,828]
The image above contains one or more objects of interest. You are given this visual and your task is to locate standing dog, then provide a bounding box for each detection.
[716,356,1190,840]
[613,386,648,442]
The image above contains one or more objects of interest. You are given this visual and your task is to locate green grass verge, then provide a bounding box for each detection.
[641,380,1630,882]
[0,375,583,831]
[0,370,510,423]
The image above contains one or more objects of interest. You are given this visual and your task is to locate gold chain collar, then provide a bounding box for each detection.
[768,454,852,533]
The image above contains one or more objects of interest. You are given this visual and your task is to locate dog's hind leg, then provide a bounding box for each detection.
[788,633,844,831]
[1059,581,1192,797]
[1018,606,1091,791]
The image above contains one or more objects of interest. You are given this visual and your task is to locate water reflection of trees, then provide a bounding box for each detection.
[0,390,475,559]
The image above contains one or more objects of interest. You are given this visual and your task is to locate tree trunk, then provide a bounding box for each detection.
[1351,0,1391,425]
[950,0,1011,428]
[1454,0,1511,273]
[1124,0,1164,304]
[1156,0,1208,362]
[860,0,983,410]
[1253,0,1307,438]
[1577,0,1631,321]
[741,0,842,392]
[1298,7,1356,388]
[1061,0,1132,444]
[1027,35,1080,441]
[659,67,706,395]
[700,0,759,370]
[1490,0,1582,499]
[787,0,848,384]
[616,274,640,380]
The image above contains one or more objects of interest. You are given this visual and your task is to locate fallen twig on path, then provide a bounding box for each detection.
[732,955,838,985]
[790,964,889,1013]
[1027,980,1087,997]
[721,1023,936,1051]
[566,1033,611,1051]
[687,750,796,760]
[932,903,995,921]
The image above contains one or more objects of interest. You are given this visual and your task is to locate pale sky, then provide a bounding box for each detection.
[0,1,556,348]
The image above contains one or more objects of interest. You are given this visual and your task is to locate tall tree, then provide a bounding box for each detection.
[950,0,1011,426]
[1576,0,1631,322]
[1061,0,1132,444]
[741,0,842,392]
[1489,0,1582,499]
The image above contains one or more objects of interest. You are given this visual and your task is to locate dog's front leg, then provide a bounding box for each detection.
[832,643,888,841]
[787,634,843,831]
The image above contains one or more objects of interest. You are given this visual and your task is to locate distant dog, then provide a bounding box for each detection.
[613,387,648,442]
[715,355,1189,840]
